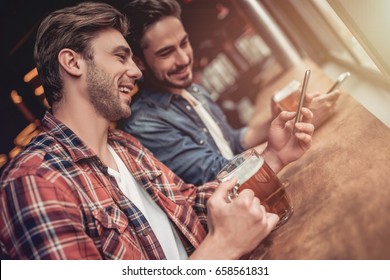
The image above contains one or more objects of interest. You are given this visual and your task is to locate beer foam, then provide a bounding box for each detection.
[220,155,264,185]
[272,80,300,103]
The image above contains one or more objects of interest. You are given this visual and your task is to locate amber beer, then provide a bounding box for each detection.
[274,91,300,111]
[217,150,293,227]
[272,79,301,111]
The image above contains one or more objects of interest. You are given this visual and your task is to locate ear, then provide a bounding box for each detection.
[133,55,146,71]
[58,48,83,77]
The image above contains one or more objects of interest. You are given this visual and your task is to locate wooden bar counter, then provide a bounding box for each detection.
[249,59,390,259]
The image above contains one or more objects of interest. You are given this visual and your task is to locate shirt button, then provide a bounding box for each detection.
[186,105,192,111]
[199,140,204,145]
[192,87,199,92]
[142,228,150,236]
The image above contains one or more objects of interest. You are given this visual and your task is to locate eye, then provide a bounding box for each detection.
[180,40,189,48]
[115,53,126,62]
[158,50,173,58]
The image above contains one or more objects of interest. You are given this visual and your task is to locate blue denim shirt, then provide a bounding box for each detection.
[123,84,246,185]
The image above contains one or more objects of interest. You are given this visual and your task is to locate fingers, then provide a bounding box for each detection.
[294,121,315,135]
[265,213,280,231]
[294,109,314,141]
[307,91,321,99]
[234,190,275,228]
[239,192,279,232]
[294,107,314,146]
[233,188,255,204]
[303,92,314,107]
[326,90,341,102]
[274,107,313,123]
[299,107,314,123]
[315,90,341,103]
[294,131,312,147]
[212,178,238,203]
[272,108,313,136]
[294,124,313,147]
[273,111,297,127]
[327,89,341,95]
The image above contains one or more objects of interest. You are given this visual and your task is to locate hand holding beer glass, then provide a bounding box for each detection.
[217,149,293,229]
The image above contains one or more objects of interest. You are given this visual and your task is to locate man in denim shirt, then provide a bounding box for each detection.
[124,83,246,185]
[121,0,317,185]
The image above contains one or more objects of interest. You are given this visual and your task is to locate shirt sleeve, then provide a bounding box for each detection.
[0,175,102,259]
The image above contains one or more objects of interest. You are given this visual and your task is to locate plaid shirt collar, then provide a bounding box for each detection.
[43,112,97,162]
[42,112,126,162]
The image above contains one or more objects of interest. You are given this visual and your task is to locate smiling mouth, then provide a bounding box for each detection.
[118,86,134,104]
[119,86,132,94]
[171,68,191,79]
[170,63,192,75]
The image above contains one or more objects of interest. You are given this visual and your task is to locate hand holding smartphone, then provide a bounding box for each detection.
[326,72,350,93]
[292,70,311,133]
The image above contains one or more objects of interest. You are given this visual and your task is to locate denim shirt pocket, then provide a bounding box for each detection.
[191,129,208,146]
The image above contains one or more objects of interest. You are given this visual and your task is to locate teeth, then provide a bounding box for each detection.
[119,87,131,93]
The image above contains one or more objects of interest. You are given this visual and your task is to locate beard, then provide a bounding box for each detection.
[86,61,130,122]
[143,59,193,91]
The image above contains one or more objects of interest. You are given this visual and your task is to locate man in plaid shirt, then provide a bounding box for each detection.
[0,2,314,259]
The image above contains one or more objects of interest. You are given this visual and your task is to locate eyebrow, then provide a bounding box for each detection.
[154,34,189,56]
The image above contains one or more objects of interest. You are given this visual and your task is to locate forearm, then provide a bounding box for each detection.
[260,146,284,174]
[241,116,273,150]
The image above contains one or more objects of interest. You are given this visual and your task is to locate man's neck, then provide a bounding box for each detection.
[53,100,113,168]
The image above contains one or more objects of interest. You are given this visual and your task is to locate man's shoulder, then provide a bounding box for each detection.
[125,90,174,125]
[133,87,174,110]
[0,132,71,186]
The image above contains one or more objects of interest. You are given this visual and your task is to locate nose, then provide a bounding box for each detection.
[175,48,190,66]
[126,59,143,80]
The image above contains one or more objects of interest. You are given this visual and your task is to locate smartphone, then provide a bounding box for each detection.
[293,70,311,133]
[326,72,351,93]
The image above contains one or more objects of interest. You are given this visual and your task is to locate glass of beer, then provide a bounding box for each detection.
[217,149,293,228]
[272,79,301,111]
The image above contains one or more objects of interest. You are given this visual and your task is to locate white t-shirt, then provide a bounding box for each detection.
[183,90,234,159]
[107,145,188,259]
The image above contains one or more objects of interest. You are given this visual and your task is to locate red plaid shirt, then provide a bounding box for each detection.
[0,112,217,259]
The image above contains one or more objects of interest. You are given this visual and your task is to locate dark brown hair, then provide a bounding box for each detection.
[121,0,181,58]
[34,2,129,106]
